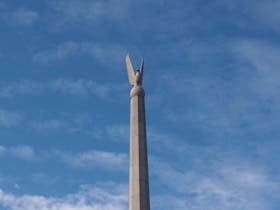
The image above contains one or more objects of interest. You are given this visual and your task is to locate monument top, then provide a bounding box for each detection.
[125,55,144,87]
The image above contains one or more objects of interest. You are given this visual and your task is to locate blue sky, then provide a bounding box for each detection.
[0,0,279,209]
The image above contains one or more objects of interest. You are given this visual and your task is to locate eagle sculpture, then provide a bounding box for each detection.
[126,55,144,86]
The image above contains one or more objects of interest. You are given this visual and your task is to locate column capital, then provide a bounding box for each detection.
[130,86,145,98]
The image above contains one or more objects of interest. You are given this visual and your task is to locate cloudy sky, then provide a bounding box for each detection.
[0,0,280,209]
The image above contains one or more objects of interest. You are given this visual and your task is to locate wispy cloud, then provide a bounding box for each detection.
[105,124,129,142]
[31,173,58,187]
[151,157,279,210]
[160,38,280,137]
[0,145,128,171]
[246,0,280,31]
[9,8,38,26]
[33,41,127,64]
[31,119,63,131]
[33,41,79,63]
[0,183,127,210]
[233,39,280,101]
[0,79,125,99]
[145,125,280,210]
[50,78,114,97]
[0,145,36,161]
[59,150,128,171]
[30,112,94,135]
[9,145,36,161]
[0,146,6,155]
[80,42,127,64]
[0,80,43,98]
[52,0,130,24]
[0,109,21,127]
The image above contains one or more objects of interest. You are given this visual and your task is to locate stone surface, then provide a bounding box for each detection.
[126,55,150,210]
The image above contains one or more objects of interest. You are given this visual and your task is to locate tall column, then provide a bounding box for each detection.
[125,55,150,210]
[129,86,150,210]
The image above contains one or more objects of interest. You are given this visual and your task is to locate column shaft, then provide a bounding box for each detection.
[129,89,150,210]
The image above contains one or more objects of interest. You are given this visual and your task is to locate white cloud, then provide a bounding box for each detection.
[105,124,129,142]
[51,78,89,95]
[231,40,280,132]
[221,166,270,189]
[148,38,280,142]
[0,145,128,171]
[33,41,127,64]
[0,145,36,161]
[151,158,279,210]
[0,80,43,98]
[80,42,127,64]
[152,195,189,210]
[53,0,129,24]
[31,119,63,131]
[161,47,280,137]
[31,173,58,187]
[0,110,21,127]
[33,41,79,63]
[234,40,280,99]
[50,78,112,97]
[0,183,127,210]
[60,150,128,171]
[30,112,94,134]
[10,8,38,26]
[247,0,280,31]
[0,146,6,155]
[0,79,125,100]
[9,146,36,161]
[73,112,92,127]
[187,167,275,210]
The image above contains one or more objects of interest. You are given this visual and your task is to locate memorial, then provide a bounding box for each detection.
[126,55,150,210]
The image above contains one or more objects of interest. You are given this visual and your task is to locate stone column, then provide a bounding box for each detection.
[129,85,150,210]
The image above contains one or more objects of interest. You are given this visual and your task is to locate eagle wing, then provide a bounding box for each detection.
[126,55,136,85]
[139,59,144,73]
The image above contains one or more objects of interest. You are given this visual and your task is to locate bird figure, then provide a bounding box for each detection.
[126,55,144,86]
